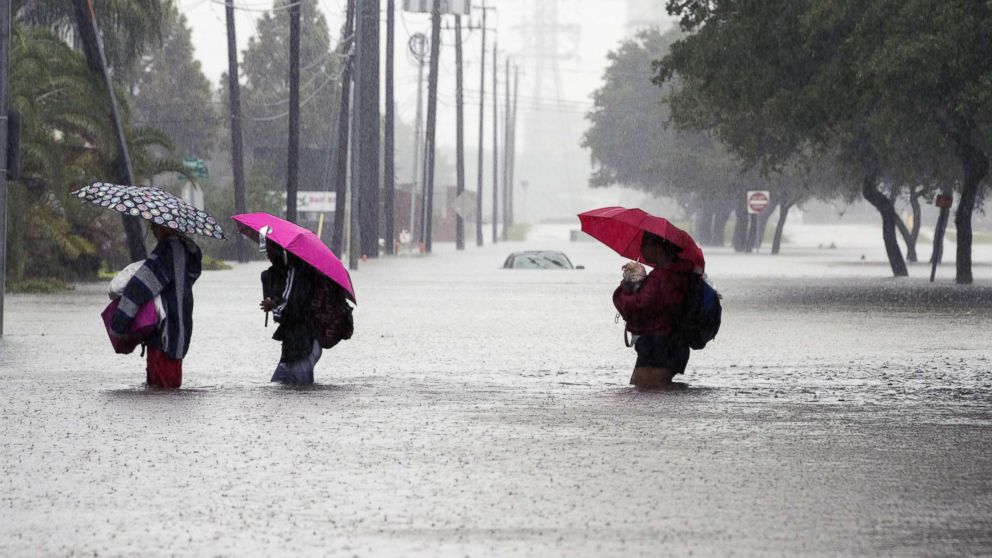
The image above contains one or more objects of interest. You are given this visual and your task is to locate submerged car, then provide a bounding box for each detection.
[502,251,583,270]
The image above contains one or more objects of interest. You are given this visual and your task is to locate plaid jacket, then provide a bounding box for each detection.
[110,235,202,359]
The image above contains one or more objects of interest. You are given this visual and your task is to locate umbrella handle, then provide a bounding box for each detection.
[265,312,269,327]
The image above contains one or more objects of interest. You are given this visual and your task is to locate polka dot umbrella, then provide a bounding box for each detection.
[71,182,226,240]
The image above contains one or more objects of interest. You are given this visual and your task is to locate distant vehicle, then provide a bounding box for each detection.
[502,250,584,270]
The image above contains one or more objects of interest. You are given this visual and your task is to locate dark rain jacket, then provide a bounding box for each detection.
[263,264,317,363]
[110,235,202,359]
[613,259,693,336]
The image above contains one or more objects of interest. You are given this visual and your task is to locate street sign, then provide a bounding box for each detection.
[179,157,208,181]
[297,191,337,213]
[746,190,770,215]
[935,194,953,209]
[451,191,475,219]
[403,0,470,15]
[181,182,204,210]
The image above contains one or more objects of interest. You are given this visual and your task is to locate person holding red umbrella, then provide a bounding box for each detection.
[613,232,695,387]
[578,206,706,388]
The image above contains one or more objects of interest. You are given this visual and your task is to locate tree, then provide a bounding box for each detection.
[14,0,165,79]
[659,0,992,282]
[219,0,338,189]
[856,0,992,283]
[583,29,747,247]
[6,26,179,285]
[129,4,219,159]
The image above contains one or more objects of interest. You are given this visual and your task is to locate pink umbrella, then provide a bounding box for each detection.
[578,206,705,273]
[232,212,356,303]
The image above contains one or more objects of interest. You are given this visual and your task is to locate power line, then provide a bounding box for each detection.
[247,65,344,120]
[211,0,301,12]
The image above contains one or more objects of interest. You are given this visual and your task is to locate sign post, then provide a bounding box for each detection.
[930,193,954,282]
[745,190,770,253]
[451,191,475,220]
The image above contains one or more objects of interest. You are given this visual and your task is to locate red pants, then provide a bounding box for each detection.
[146,346,183,388]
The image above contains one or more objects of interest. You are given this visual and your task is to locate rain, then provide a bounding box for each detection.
[2,0,992,556]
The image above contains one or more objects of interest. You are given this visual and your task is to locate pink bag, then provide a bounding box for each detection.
[101,299,160,355]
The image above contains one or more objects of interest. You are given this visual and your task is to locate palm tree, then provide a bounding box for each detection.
[7,27,181,285]
[13,0,165,78]
[14,0,168,259]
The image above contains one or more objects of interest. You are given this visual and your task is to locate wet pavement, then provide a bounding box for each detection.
[2,224,991,556]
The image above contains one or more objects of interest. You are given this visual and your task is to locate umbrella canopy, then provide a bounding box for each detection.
[232,212,356,303]
[72,182,226,240]
[578,206,705,273]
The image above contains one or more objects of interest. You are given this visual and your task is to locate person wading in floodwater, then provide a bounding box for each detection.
[110,223,203,388]
[613,232,694,388]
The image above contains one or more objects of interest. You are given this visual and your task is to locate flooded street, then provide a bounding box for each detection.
[2,225,992,556]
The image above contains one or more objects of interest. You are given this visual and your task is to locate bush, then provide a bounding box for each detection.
[7,278,74,294]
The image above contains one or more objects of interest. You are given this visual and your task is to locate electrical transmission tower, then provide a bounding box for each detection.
[515,0,580,222]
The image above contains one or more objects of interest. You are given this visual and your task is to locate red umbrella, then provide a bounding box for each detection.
[578,206,705,273]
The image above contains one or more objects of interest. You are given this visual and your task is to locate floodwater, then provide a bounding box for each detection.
[2,224,991,556]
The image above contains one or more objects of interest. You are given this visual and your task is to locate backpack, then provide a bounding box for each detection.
[678,274,722,350]
[309,274,354,349]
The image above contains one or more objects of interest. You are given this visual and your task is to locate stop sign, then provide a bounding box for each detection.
[746,191,770,214]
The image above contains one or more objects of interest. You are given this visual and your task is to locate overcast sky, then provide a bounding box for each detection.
[175,0,678,219]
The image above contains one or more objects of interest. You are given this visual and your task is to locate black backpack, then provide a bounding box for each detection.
[679,274,722,350]
[309,275,354,349]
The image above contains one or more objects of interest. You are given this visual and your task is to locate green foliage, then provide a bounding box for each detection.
[218,0,339,189]
[506,224,532,242]
[14,0,166,80]
[657,0,992,277]
[584,29,744,205]
[197,172,285,261]
[201,255,233,271]
[129,3,220,159]
[5,26,181,286]
[7,277,75,294]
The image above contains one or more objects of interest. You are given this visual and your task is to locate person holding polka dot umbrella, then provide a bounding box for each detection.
[72,182,225,388]
[72,182,227,240]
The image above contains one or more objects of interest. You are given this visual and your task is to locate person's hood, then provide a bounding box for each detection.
[646,257,695,274]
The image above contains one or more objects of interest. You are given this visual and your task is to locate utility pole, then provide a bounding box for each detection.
[454,15,466,250]
[75,0,146,261]
[501,58,510,241]
[508,64,519,226]
[0,0,9,336]
[331,0,356,256]
[383,0,396,255]
[357,0,381,258]
[286,0,301,223]
[351,0,378,270]
[491,43,498,244]
[423,0,442,253]
[475,3,486,247]
[224,0,248,261]
[409,33,426,244]
[348,65,359,271]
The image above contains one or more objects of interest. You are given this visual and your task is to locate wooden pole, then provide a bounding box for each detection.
[224,0,248,261]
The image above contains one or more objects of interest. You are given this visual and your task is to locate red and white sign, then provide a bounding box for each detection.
[746,190,770,215]
[935,194,953,209]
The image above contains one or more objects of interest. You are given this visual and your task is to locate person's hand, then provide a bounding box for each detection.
[260,298,275,312]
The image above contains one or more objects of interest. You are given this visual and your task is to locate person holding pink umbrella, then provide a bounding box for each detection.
[259,242,326,384]
[234,213,355,385]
